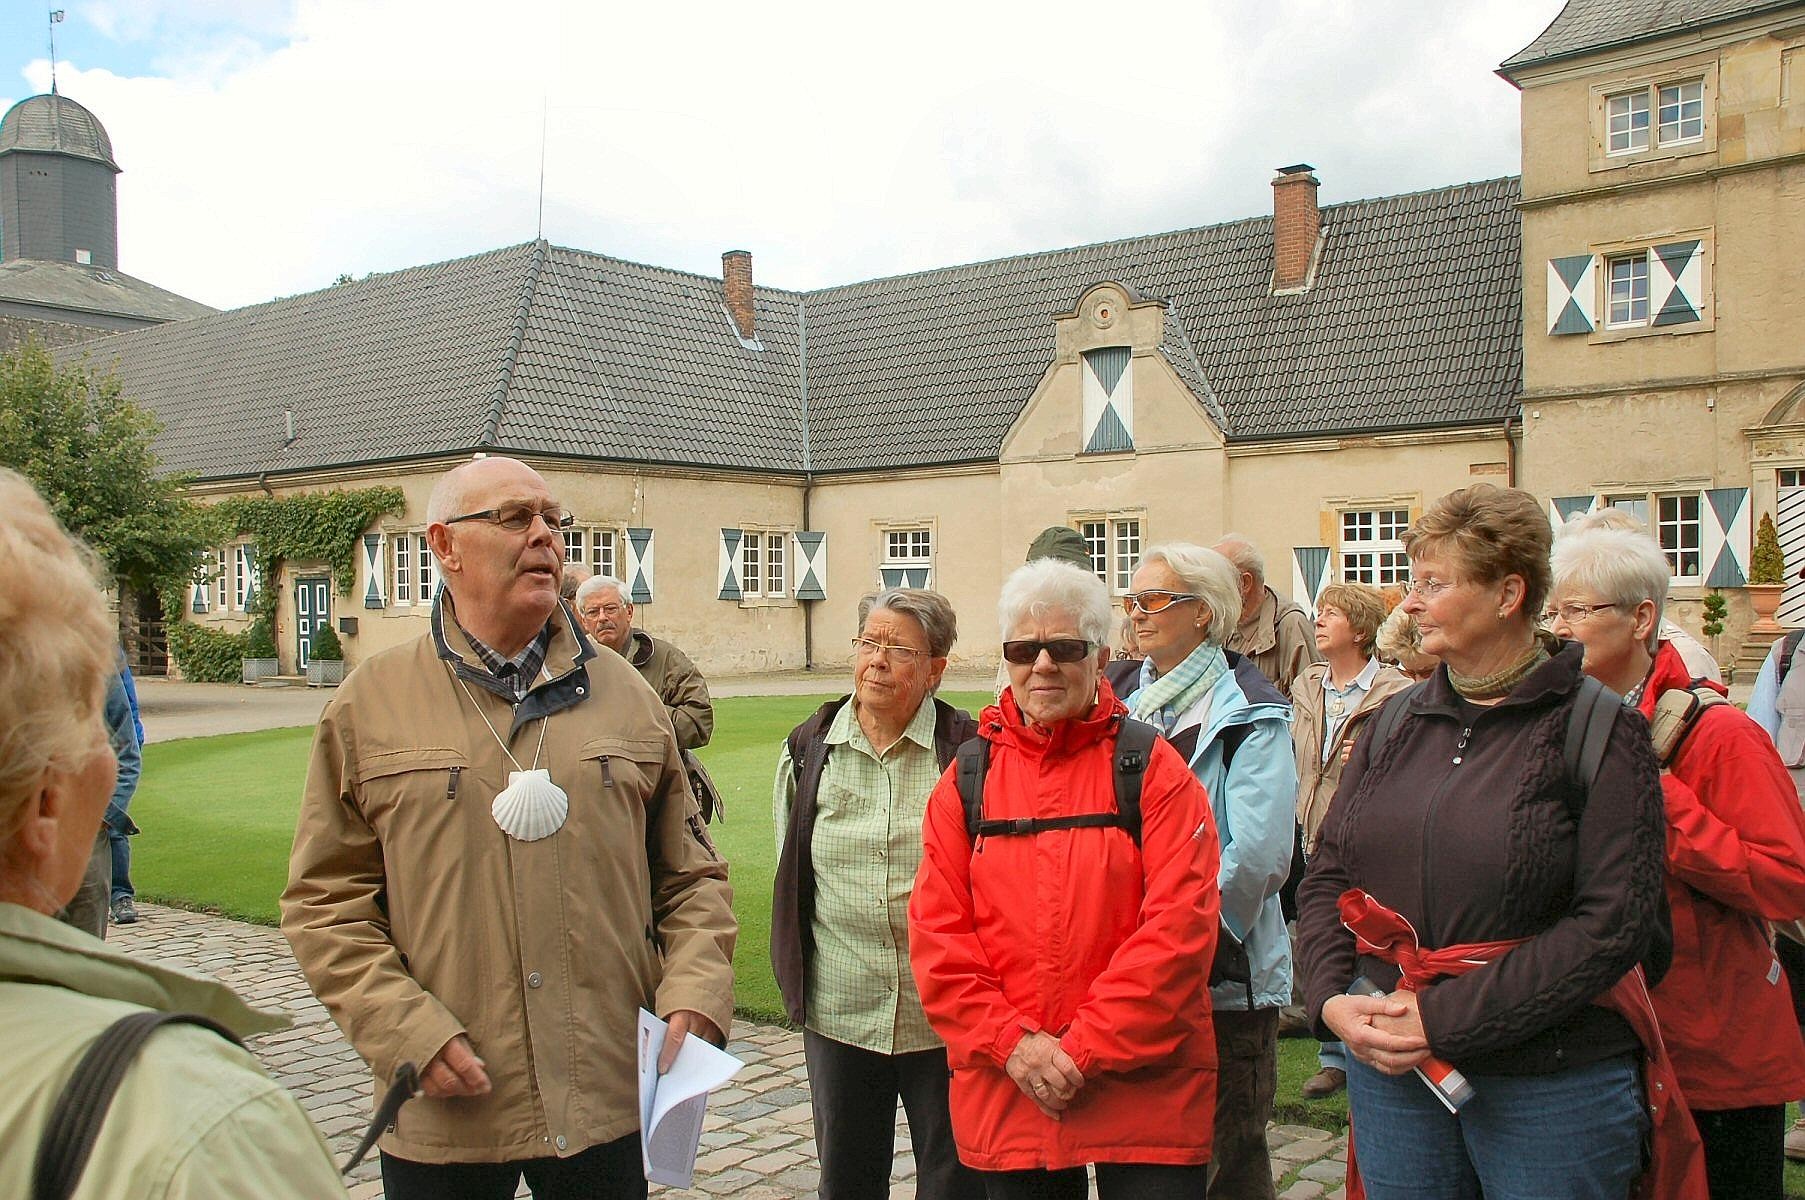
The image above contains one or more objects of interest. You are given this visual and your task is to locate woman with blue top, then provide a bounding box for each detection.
[1121,543,1297,1200]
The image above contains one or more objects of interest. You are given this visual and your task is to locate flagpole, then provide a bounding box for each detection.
[48,9,65,95]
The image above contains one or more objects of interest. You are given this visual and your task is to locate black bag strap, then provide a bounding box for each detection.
[35,1011,242,1200]
[1366,681,1424,759]
[1778,629,1805,689]
[958,717,1160,849]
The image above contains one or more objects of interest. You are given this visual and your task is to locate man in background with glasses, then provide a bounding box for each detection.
[283,455,735,1200]
[1212,535,1321,696]
[574,574,715,753]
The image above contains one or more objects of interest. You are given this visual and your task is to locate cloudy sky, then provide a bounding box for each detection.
[2,0,1567,311]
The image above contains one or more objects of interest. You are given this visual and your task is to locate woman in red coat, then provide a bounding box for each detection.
[1551,521,1805,1199]
[909,557,1222,1199]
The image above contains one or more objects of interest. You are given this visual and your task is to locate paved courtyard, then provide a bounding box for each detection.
[112,903,1349,1199]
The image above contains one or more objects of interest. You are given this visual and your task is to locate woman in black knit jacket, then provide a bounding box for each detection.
[1296,484,1672,1200]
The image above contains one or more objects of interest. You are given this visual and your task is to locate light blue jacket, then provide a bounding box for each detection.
[1128,654,1296,1011]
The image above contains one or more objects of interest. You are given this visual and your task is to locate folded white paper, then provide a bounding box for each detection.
[637,1009,744,1188]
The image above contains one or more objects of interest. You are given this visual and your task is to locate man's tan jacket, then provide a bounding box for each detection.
[281,596,736,1164]
[625,629,714,751]
[1228,585,1321,696]
[1289,659,1412,856]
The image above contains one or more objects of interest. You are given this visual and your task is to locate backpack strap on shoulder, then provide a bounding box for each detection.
[1564,674,1620,795]
[35,1011,242,1200]
[1367,682,1424,757]
[956,736,992,842]
[1112,718,1157,848]
[1648,685,1727,767]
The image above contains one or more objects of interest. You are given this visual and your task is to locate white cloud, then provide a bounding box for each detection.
[8,0,1566,309]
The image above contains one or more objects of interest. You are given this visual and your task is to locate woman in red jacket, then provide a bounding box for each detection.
[1551,521,1805,1199]
[909,557,1222,1199]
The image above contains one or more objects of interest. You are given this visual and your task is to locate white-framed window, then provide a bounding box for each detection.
[1603,494,1651,526]
[1606,89,1651,154]
[1072,515,1143,594]
[1606,252,1651,327]
[391,532,436,606]
[1658,80,1704,146]
[1606,77,1705,156]
[877,527,934,589]
[233,544,258,610]
[1657,492,1703,581]
[1779,469,1805,489]
[1340,508,1411,586]
[214,548,229,612]
[563,527,618,579]
[737,531,788,598]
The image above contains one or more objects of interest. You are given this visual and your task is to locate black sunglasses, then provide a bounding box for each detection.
[1001,638,1095,665]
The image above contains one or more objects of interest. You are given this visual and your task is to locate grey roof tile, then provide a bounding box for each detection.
[76,178,1523,482]
[1500,0,1800,71]
[0,259,213,322]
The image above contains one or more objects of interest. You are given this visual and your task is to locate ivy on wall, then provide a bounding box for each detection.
[212,487,407,619]
[164,485,406,678]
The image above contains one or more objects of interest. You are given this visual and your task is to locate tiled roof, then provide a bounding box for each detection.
[1501,0,1802,72]
[0,259,213,322]
[803,176,1523,470]
[0,94,118,169]
[78,177,1523,482]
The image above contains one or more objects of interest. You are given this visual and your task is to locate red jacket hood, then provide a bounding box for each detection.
[981,676,1127,755]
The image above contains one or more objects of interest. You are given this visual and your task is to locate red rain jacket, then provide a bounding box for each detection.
[1641,641,1805,1109]
[908,681,1221,1171]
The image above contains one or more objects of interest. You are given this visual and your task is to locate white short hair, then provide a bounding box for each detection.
[997,559,1113,646]
[1138,542,1243,647]
[574,575,629,609]
[1551,525,1670,651]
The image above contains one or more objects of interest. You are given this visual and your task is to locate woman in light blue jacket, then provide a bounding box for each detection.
[1121,542,1297,1200]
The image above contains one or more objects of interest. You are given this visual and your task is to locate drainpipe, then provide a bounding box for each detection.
[798,296,814,671]
[1502,415,1519,488]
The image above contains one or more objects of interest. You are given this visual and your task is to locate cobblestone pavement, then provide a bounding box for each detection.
[111,904,1347,1199]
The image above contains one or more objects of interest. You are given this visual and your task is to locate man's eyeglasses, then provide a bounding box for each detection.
[1121,591,1200,616]
[444,504,574,533]
[1001,638,1095,665]
[1543,601,1618,625]
[583,603,627,619]
[852,637,933,665]
[1404,578,1457,599]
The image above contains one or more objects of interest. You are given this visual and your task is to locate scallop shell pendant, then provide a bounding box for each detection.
[491,769,569,841]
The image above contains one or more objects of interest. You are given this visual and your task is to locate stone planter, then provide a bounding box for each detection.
[242,657,280,684]
[1747,583,1786,635]
[307,658,346,688]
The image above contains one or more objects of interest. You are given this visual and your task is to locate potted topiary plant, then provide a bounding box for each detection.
[1748,512,1787,634]
[307,623,346,688]
[241,616,280,684]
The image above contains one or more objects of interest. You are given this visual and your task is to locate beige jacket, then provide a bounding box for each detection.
[625,629,714,750]
[281,596,736,1164]
[1290,659,1412,855]
[1228,586,1321,696]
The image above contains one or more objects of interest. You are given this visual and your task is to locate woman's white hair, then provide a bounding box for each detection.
[998,558,1113,646]
[1137,542,1242,647]
[1551,524,1671,652]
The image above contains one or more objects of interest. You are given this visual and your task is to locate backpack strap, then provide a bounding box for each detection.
[35,1011,242,1200]
[1778,629,1805,689]
[1366,682,1425,757]
[959,717,1160,849]
[1648,685,1727,767]
[1564,674,1620,795]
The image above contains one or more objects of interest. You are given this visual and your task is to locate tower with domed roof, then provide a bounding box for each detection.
[0,92,209,351]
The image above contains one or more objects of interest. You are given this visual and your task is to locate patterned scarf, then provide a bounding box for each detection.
[1130,642,1230,735]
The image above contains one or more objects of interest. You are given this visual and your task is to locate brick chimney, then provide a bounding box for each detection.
[1271,164,1321,292]
[722,250,755,340]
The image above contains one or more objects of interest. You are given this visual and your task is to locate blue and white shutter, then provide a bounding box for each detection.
[793,532,827,601]
[362,533,386,609]
[1292,547,1331,617]
[190,570,210,614]
[1702,487,1750,587]
[1547,495,1598,530]
[237,543,260,607]
[625,528,654,604]
[1546,255,1597,335]
[878,566,932,588]
[718,529,743,601]
[1651,241,1704,327]
[1081,347,1134,453]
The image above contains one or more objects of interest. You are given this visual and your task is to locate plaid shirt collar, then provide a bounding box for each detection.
[459,622,552,701]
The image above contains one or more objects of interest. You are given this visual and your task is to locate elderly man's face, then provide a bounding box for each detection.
[433,460,565,630]
[579,587,634,654]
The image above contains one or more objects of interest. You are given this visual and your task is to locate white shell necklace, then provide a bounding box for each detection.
[455,668,569,842]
